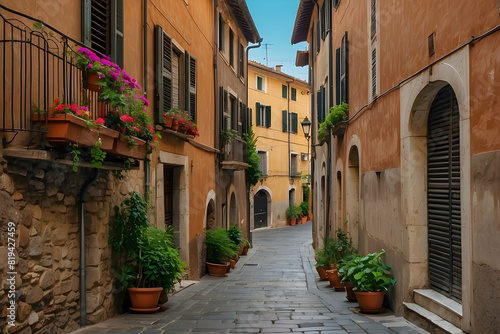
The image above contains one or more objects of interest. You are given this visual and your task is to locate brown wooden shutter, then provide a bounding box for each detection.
[82,0,92,46]
[335,48,340,105]
[89,0,110,56]
[111,0,123,67]
[185,52,197,122]
[155,25,172,124]
[340,32,348,104]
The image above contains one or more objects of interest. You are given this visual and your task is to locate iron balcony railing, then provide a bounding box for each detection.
[222,137,247,163]
[0,4,107,146]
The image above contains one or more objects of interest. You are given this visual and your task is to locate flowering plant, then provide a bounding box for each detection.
[73,47,161,153]
[50,98,105,130]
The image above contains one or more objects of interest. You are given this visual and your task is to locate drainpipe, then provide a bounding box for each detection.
[245,38,262,245]
[311,0,320,243]
[326,0,334,237]
[79,169,99,326]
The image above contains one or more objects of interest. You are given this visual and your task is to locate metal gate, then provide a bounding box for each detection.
[427,85,462,302]
[254,191,268,229]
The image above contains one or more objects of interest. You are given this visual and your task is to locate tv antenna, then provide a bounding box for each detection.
[262,43,273,67]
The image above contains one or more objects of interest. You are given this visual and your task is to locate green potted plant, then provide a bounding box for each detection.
[317,102,348,142]
[241,238,251,255]
[227,225,242,267]
[109,192,185,311]
[299,201,309,224]
[339,250,397,313]
[286,205,300,226]
[324,229,357,291]
[205,228,237,276]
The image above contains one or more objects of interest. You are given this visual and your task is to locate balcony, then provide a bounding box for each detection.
[0,5,144,166]
[221,138,248,171]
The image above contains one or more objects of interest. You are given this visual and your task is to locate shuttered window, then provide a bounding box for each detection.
[320,3,325,39]
[257,76,264,91]
[282,85,287,99]
[258,151,268,176]
[229,28,234,68]
[340,32,349,104]
[291,112,298,134]
[265,105,271,127]
[185,52,197,122]
[172,51,180,109]
[370,0,377,99]
[155,25,172,124]
[427,85,462,302]
[282,110,288,132]
[82,0,123,67]
[317,86,325,124]
[291,88,297,101]
[335,48,341,105]
[239,43,244,77]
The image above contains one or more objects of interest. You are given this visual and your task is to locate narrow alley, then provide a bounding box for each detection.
[71,224,426,334]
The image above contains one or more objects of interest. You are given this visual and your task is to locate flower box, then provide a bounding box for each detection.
[109,133,147,159]
[83,72,103,93]
[32,113,118,150]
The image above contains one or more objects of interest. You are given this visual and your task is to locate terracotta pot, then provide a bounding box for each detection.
[32,113,118,150]
[177,127,188,134]
[163,115,173,128]
[289,218,296,226]
[325,269,347,291]
[242,246,249,255]
[308,211,313,221]
[354,290,387,313]
[83,72,103,93]
[206,262,228,277]
[344,283,357,301]
[229,259,236,269]
[226,262,231,273]
[301,216,307,224]
[109,133,147,159]
[315,265,328,281]
[171,120,180,131]
[158,290,169,304]
[127,287,163,312]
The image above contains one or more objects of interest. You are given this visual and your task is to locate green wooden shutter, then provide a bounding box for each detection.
[224,90,229,130]
[282,110,288,132]
[265,105,271,127]
[291,88,297,101]
[291,112,298,134]
[317,90,322,125]
[282,85,287,98]
[155,25,172,124]
[257,76,263,91]
[219,86,225,132]
[336,48,340,105]
[81,0,92,46]
[316,20,320,52]
[340,31,348,104]
[185,52,197,122]
[239,44,244,77]
[111,0,124,67]
[320,86,325,123]
[256,102,261,126]
[219,13,224,51]
[242,103,248,134]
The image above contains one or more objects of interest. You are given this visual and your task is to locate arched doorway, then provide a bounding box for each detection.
[254,190,268,229]
[427,84,462,301]
[206,199,215,230]
[346,146,360,249]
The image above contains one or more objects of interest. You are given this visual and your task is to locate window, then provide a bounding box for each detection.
[258,150,268,176]
[219,13,224,51]
[317,86,326,124]
[282,110,297,133]
[339,32,349,104]
[239,43,244,77]
[155,26,197,123]
[82,0,124,67]
[229,28,234,67]
[320,3,325,39]
[255,102,270,127]
[256,75,265,91]
[282,85,288,99]
[291,112,298,134]
[291,153,299,176]
[291,88,297,101]
[282,110,288,132]
[320,0,330,39]
[230,95,237,130]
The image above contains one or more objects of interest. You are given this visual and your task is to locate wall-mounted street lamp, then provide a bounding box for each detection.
[301,116,312,167]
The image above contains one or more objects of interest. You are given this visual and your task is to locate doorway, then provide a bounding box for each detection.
[254,190,268,229]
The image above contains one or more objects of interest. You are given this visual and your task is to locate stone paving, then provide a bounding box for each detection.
[71,223,428,334]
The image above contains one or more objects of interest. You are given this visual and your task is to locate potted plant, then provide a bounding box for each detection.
[324,229,357,291]
[338,254,361,301]
[339,250,396,313]
[286,205,300,226]
[241,238,251,255]
[109,192,185,312]
[227,225,242,267]
[317,102,348,142]
[205,228,237,276]
[299,201,309,224]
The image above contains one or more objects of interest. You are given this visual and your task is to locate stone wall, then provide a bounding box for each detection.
[0,154,144,334]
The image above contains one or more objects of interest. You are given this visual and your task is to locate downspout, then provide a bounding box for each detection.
[311,0,320,243]
[79,169,99,326]
[245,38,262,245]
[326,0,334,237]
[143,0,150,200]
[287,83,291,179]
[213,0,219,228]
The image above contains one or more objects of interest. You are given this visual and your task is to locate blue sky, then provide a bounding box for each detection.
[246,0,309,81]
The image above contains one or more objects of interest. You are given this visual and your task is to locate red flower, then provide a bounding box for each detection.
[95,118,105,125]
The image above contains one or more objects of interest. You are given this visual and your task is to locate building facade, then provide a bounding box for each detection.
[293,0,500,333]
[0,0,259,332]
[248,61,311,229]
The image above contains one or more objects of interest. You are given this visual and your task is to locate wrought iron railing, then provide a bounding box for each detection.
[222,137,247,163]
[0,4,106,145]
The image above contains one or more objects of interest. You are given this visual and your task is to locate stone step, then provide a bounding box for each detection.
[403,302,465,334]
[413,289,462,327]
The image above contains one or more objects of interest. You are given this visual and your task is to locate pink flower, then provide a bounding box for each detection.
[81,106,88,111]
[147,125,155,133]
[95,118,105,125]
[71,104,79,113]
[120,114,134,122]
[133,126,140,132]
[99,73,105,79]
[87,63,93,70]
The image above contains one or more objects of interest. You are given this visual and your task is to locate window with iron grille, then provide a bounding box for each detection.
[82,0,123,67]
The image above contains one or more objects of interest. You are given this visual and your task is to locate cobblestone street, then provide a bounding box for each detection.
[71,223,426,334]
